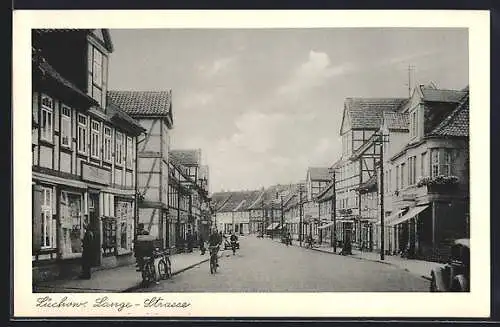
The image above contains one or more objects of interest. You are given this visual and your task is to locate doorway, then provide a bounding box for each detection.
[88,191,101,267]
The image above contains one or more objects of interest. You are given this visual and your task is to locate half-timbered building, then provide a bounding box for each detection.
[107,90,173,250]
[32,29,145,283]
[334,97,408,249]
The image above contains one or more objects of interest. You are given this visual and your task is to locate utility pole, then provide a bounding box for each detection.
[330,169,337,253]
[407,64,415,97]
[232,210,235,234]
[379,128,387,261]
[299,185,303,247]
[281,195,284,234]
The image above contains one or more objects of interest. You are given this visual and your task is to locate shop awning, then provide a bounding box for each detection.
[383,209,405,225]
[388,205,429,226]
[318,221,335,229]
[266,222,280,230]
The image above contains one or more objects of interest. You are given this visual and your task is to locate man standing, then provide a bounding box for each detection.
[81,223,94,279]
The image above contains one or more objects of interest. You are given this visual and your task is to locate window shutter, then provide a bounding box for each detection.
[32,185,43,252]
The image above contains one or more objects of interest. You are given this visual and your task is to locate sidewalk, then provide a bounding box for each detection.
[33,250,218,293]
[262,235,443,281]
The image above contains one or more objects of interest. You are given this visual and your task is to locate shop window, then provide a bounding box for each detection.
[40,187,56,249]
[102,217,117,254]
[115,200,133,252]
[77,114,88,154]
[40,94,54,142]
[60,191,83,257]
[61,105,71,147]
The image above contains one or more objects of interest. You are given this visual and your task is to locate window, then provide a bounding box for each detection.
[400,163,406,188]
[431,149,440,177]
[115,131,123,165]
[61,105,71,147]
[115,200,133,252]
[395,166,399,191]
[441,150,451,176]
[421,152,428,177]
[87,45,108,107]
[60,191,83,256]
[40,94,54,142]
[40,187,56,249]
[103,126,112,162]
[102,217,117,253]
[126,137,133,167]
[77,114,88,154]
[408,156,417,185]
[90,121,100,158]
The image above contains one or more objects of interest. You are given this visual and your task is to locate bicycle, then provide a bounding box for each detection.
[139,248,172,286]
[209,245,219,274]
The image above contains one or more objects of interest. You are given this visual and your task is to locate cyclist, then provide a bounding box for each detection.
[230,232,238,255]
[208,229,221,267]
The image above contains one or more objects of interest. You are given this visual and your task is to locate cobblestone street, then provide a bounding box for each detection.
[136,236,429,292]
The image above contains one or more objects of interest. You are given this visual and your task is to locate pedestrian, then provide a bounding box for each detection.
[199,234,206,255]
[187,231,193,253]
[80,223,94,279]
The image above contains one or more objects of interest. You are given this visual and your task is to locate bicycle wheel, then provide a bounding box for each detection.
[165,257,172,279]
[210,256,215,274]
[157,259,167,280]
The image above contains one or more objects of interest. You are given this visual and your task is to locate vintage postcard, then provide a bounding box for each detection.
[12,10,490,318]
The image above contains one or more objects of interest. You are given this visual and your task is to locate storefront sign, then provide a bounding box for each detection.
[81,163,111,186]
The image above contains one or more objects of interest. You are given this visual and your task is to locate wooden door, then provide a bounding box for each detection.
[88,192,101,266]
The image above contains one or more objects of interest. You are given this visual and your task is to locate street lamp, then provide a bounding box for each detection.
[328,167,337,253]
[376,122,389,260]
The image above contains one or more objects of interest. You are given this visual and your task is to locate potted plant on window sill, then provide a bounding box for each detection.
[417,175,459,193]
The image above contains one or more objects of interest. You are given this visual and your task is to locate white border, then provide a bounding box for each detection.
[13,10,490,318]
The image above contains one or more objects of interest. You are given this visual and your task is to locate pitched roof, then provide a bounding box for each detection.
[429,95,469,137]
[34,29,114,52]
[106,101,146,135]
[170,149,201,166]
[316,182,335,202]
[307,167,331,181]
[345,97,408,130]
[217,191,262,212]
[420,86,467,103]
[383,112,409,131]
[107,90,172,117]
[33,51,97,106]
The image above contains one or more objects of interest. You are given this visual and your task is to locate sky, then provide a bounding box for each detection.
[107,28,468,193]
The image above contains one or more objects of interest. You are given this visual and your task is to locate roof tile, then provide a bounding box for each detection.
[107,90,172,117]
[430,95,469,137]
[346,98,408,129]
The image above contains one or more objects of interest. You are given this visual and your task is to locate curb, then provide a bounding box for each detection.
[122,253,223,293]
[272,239,432,281]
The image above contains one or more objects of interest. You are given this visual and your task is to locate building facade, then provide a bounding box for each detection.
[32,29,145,283]
[375,85,469,261]
[107,90,173,251]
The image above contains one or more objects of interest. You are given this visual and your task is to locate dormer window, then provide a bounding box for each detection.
[87,44,108,108]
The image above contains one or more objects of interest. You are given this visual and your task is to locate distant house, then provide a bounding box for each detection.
[212,191,261,234]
